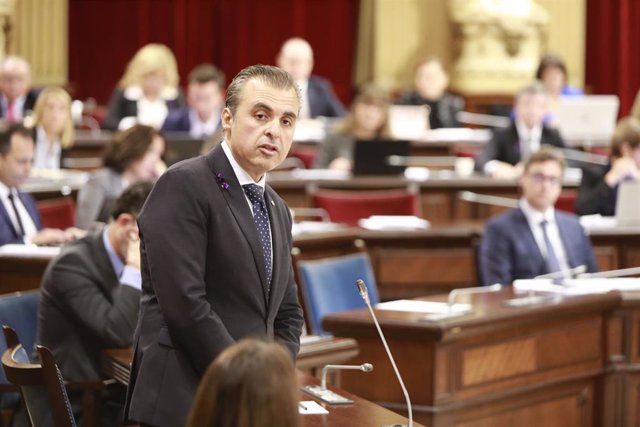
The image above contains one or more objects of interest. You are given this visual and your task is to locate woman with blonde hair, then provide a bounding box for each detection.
[314,84,392,170]
[30,86,74,169]
[103,43,184,131]
[187,338,300,427]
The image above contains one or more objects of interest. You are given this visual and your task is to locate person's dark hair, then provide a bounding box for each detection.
[523,145,566,173]
[188,64,226,88]
[535,53,568,81]
[225,64,300,115]
[610,117,640,158]
[186,338,300,427]
[335,83,392,137]
[414,54,445,73]
[109,181,154,220]
[0,123,33,155]
[102,125,164,173]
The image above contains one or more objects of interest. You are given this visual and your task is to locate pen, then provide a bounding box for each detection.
[299,402,308,411]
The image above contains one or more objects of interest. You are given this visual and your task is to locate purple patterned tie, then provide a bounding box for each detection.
[243,184,272,287]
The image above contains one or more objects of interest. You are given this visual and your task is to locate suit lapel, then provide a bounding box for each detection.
[206,145,270,299]
[264,187,285,309]
[89,228,120,293]
[18,192,42,229]
[0,201,19,239]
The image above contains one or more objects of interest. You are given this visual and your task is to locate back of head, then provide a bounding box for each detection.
[102,124,162,173]
[610,117,640,158]
[187,338,300,427]
[109,180,154,221]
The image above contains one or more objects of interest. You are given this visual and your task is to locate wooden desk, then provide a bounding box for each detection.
[323,287,622,427]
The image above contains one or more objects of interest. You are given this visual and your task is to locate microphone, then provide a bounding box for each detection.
[356,279,413,427]
[303,362,373,405]
[534,264,587,282]
[458,191,519,208]
[448,283,502,312]
[577,266,640,279]
[321,363,373,389]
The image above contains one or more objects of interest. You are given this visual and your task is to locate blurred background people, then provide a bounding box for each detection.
[0,123,83,245]
[186,338,300,427]
[103,43,184,131]
[75,124,165,229]
[395,56,464,129]
[0,55,39,122]
[576,117,640,216]
[314,84,391,171]
[479,147,597,286]
[162,63,226,139]
[30,86,74,170]
[38,181,152,427]
[277,37,346,119]
[535,53,583,123]
[475,83,565,179]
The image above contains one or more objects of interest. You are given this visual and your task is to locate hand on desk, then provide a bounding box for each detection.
[30,227,86,246]
[605,156,639,187]
[490,161,522,179]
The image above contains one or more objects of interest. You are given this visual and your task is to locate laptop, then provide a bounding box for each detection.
[615,180,640,226]
[163,134,207,166]
[352,139,411,176]
[388,105,430,140]
[555,95,619,141]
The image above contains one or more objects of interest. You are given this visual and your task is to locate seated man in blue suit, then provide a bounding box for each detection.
[479,147,598,286]
[0,123,83,246]
[276,37,346,119]
[162,64,226,139]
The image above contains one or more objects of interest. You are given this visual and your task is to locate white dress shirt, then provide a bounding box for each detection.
[296,79,311,120]
[189,108,220,138]
[33,126,62,170]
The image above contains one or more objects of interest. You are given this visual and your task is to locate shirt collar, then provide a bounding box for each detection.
[519,198,555,225]
[0,181,11,199]
[220,140,266,188]
[102,224,124,277]
[515,120,542,142]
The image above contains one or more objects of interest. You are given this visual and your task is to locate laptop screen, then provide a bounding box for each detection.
[352,139,411,176]
[163,134,206,166]
[615,180,640,225]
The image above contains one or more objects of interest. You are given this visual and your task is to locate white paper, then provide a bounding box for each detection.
[299,400,329,415]
[358,215,430,231]
[513,278,640,295]
[376,299,471,314]
[0,244,61,258]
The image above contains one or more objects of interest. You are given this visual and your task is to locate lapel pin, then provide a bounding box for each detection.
[270,200,275,206]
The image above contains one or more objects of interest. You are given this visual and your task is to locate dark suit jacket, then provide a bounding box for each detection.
[161,107,222,136]
[0,191,42,245]
[102,88,185,130]
[479,207,598,286]
[575,163,616,216]
[474,122,565,172]
[308,75,346,118]
[124,144,304,426]
[0,89,40,119]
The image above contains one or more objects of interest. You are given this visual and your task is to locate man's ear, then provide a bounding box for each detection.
[115,213,135,227]
[221,107,233,131]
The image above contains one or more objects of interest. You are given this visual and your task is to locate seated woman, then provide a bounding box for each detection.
[103,43,184,131]
[576,117,640,216]
[75,124,165,229]
[29,86,74,170]
[314,84,392,171]
[535,53,583,124]
[186,338,300,427]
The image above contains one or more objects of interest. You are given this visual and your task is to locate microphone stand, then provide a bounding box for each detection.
[357,279,413,427]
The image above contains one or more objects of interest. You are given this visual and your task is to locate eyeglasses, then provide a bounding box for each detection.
[527,173,561,185]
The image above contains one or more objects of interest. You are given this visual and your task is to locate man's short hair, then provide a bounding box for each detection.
[523,146,566,173]
[0,123,33,155]
[110,181,154,220]
[516,82,548,102]
[188,64,226,88]
[611,117,640,158]
[224,64,300,115]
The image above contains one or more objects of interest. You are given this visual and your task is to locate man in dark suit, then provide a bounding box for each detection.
[125,65,305,427]
[37,181,152,426]
[277,37,346,118]
[162,64,226,138]
[479,147,598,286]
[475,83,565,178]
[0,123,81,246]
[0,56,39,122]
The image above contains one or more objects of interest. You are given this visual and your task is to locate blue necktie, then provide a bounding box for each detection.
[243,184,272,287]
[540,220,561,274]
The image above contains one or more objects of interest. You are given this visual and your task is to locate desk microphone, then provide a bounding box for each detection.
[321,363,373,389]
[356,279,413,427]
[534,264,587,282]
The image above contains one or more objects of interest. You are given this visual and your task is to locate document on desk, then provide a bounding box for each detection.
[514,278,640,295]
[376,299,471,314]
[299,400,329,415]
[0,244,61,258]
[358,215,430,231]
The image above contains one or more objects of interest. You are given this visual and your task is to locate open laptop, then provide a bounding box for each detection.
[163,134,207,166]
[388,105,430,140]
[615,180,640,226]
[555,95,619,141]
[352,139,411,176]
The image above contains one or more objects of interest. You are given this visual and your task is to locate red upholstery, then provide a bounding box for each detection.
[289,147,317,169]
[454,147,481,158]
[311,188,421,226]
[37,197,76,229]
[555,190,577,213]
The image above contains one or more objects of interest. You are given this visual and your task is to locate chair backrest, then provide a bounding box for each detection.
[293,242,379,335]
[310,187,421,226]
[37,197,76,229]
[1,326,76,427]
[0,291,40,410]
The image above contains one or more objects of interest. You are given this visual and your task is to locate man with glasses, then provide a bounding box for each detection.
[37,181,153,426]
[479,147,597,286]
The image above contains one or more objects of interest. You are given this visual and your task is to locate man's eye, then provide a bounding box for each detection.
[282,118,292,127]
[255,112,267,120]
